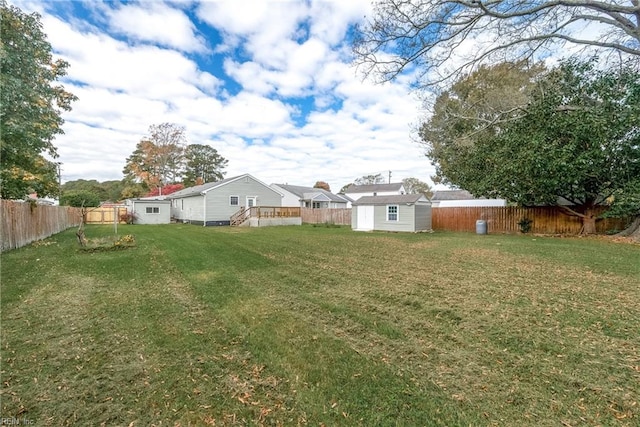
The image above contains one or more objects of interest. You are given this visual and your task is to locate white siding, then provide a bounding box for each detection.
[171,196,204,222]
[133,201,171,224]
[435,199,506,207]
[271,185,300,207]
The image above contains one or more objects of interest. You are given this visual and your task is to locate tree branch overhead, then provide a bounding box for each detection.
[354,0,640,88]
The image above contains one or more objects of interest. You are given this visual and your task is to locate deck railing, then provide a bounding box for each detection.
[248,206,301,218]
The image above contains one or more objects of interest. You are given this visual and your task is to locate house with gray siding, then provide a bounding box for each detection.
[352,194,432,232]
[167,174,283,226]
[271,184,350,209]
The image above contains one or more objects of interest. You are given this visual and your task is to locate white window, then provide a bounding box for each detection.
[146,207,160,214]
[387,205,398,221]
[230,196,239,206]
[312,201,321,209]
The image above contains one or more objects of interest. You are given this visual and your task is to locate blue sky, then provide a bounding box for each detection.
[15,0,435,192]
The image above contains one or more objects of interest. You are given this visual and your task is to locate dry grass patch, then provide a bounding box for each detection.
[2,225,638,426]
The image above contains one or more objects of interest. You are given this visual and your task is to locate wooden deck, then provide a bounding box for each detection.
[230,206,301,226]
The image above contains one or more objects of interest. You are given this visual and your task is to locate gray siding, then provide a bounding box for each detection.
[204,176,282,222]
[373,204,416,232]
[414,203,432,231]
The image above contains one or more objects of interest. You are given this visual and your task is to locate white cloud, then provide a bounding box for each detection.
[22,1,436,192]
[107,3,207,53]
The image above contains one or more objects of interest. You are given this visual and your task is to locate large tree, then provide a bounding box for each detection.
[402,177,432,198]
[354,0,640,88]
[423,61,547,186]
[0,1,77,198]
[421,59,640,234]
[123,123,186,193]
[355,174,387,185]
[182,144,227,187]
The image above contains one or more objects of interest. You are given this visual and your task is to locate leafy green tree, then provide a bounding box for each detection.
[604,179,640,239]
[354,174,386,185]
[421,59,640,234]
[62,179,127,202]
[1,1,77,199]
[182,144,227,187]
[422,61,547,186]
[60,190,100,208]
[100,180,125,202]
[402,177,432,199]
[61,179,108,200]
[120,183,146,200]
[338,183,353,194]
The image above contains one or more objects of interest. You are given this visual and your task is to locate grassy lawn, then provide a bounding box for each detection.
[1,225,639,426]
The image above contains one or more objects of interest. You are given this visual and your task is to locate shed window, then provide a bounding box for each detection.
[387,205,398,221]
[230,196,239,206]
[146,207,160,214]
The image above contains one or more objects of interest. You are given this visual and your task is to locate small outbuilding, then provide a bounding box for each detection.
[127,198,172,224]
[352,194,432,232]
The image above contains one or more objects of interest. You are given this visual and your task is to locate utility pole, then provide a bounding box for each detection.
[388,170,392,183]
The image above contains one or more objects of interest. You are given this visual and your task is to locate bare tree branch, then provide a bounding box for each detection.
[354,0,640,88]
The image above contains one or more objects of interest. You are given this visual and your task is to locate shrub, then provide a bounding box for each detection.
[518,217,533,233]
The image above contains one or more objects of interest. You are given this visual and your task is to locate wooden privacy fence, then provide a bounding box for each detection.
[432,206,629,234]
[301,208,352,225]
[1,200,83,251]
[85,206,127,224]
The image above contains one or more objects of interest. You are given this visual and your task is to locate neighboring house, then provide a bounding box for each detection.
[352,194,432,232]
[167,174,283,226]
[342,183,406,207]
[126,198,171,224]
[271,184,350,209]
[431,190,506,207]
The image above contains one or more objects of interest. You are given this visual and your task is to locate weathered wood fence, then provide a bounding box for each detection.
[301,208,351,225]
[432,206,629,234]
[85,206,127,224]
[1,200,83,251]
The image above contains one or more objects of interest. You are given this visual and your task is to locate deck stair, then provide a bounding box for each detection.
[230,207,250,226]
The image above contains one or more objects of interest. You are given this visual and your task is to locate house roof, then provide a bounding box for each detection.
[167,174,281,199]
[431,190,478,201]
[273,184,349,203]
[353,194,429,206]
[344,183,404,194]
[130,198,171,204]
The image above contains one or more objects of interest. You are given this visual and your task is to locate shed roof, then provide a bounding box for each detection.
[353,194,429,206]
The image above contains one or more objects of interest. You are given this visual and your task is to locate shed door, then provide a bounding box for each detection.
[357,206,374,231]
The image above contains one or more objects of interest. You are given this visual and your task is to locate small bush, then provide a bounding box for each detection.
[518,217,533,233]
[119,211,137,224]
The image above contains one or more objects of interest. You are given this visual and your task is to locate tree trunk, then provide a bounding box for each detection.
[616,216,640,240]
[581,212,597,235]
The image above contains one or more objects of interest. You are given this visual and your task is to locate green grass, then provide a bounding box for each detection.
[1,225,639,426]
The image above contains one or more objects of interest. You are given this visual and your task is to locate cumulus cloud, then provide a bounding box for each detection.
[21,0,435,191]
[107,2,208,53]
